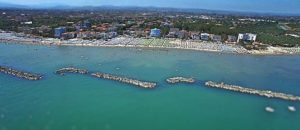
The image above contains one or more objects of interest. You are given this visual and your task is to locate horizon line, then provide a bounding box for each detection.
[1,3,300,17]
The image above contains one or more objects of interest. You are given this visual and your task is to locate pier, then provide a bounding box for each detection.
[55,67,88,75]
[205,81,300,102]
[0,66,42,80]
[91,72,156,89]
[166,77,195,84]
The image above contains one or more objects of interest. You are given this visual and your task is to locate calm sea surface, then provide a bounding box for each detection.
[0,43,300,130]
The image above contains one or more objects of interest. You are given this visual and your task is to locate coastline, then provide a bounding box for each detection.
[1,32,300,56]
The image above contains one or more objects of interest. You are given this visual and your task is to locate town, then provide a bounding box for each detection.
[0,7,300,54]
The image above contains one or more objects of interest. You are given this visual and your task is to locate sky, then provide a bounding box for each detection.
[1,0,300,14]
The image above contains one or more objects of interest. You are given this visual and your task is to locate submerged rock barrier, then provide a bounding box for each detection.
[166,77,195,84]
[265,107,275,113]
[288,106,296,112]
[0,66,42,80]
[91,72,156,89]
[55,67,88,75]
[205,81,300,102]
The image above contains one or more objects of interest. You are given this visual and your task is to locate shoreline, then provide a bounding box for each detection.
[1,33,300,56]
[60,43,300,56]
[2,41,299,56]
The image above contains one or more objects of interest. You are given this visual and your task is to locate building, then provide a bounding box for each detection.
[75,25,81,32]
[212,35,222,42]
[177,30,189,39]
[200,33,210,41]
[167,28,180,38]
[285,34,300,38]
[21,21,33,25]
[107,27,117,32]
[54,27,66,38]
[108,32,118,39]
[83,20,92,29]
[37,25,52,34]
[134,29,148,38]
[61,32,76,40]
[238,33,257,42]
[150,28,161,37]
[227,35,237,43]
[190,32,200,40]
[99,32,109,40]
[17,27,33,34]
[77,31,94,39]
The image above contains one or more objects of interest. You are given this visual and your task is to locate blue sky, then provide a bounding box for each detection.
[2,0,300,14]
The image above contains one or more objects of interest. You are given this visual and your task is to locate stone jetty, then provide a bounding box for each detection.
[0,66,42,80]
[166,77,195,84]
[91,72,156,89]
[205,81,300,102]
[55,67,88,75]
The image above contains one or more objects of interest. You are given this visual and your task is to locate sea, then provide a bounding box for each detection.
[0,43,300,130]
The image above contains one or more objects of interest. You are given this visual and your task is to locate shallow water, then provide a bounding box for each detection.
[0,43,300,130]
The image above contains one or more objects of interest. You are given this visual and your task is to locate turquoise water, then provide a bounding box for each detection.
[0,43,300,130]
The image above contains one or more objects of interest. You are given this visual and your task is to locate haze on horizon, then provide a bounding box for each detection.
[1,0,300,14]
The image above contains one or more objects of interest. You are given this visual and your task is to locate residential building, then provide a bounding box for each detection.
[37,25,52,34]
[75,25,81,32]
[77,31,95,39]
[200,33,210,41]
[227,35,237,43]
[99,32,109,40]
[212,35,222,42]
[21,21,33,25]
[167,28,179,38]
[54,27,66,38]
[83,20,92,29]
[61,32,76,40]
[238,33,257,42]
[150,28,161,37]
[17,27,33,34]
[177,30,189,39]
[108,32,118,38]
[190,32,200,40]
[107,27,117,32]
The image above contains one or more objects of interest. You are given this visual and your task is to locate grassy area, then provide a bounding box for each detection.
[257,33,300,47]
[287,23,300,29]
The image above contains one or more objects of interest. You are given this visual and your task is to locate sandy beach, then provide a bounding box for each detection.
[1,32,300,55]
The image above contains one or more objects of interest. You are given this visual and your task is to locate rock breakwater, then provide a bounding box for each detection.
[205,81,300,102]
[55,67,88,75]
[166,77,195,84]
[91,72,156,88]
[0,66,42,80]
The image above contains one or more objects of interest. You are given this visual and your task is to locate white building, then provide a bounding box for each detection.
[237,33,257,42]
[200,33,210,41]
[21,21,33,25]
